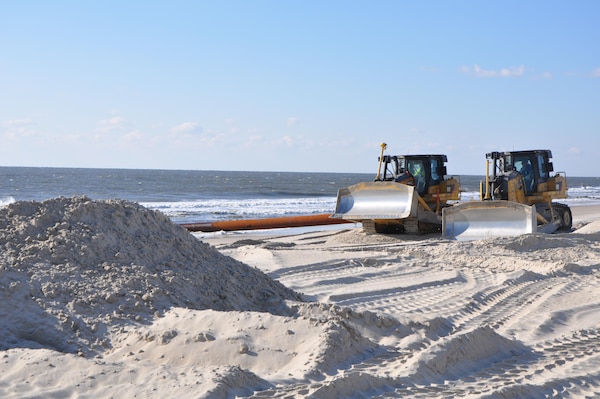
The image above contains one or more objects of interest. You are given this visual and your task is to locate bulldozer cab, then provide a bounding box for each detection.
[487,150,558,200]
[377,155,448,196]
[494,150,553,195]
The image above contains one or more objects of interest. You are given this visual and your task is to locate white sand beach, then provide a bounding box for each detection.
[1,198,600,398]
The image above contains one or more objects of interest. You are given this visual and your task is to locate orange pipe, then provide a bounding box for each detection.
[180,213,354,232]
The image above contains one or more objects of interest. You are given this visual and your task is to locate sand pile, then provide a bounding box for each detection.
[574,219,600,234]
[0,197,301,356]
[2,200,600,397]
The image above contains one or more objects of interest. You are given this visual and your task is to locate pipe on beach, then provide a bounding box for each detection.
[180,213,354,232]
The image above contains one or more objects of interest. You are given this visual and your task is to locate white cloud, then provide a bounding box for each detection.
[63,133,84,141]
[2,117,35,139]
[278,135,294,147]
[3,129,30,140]
[243,135,265,147]
[248,134,264,142]
[199,132,226,146]
[287,117,299,128]
[568,147,581,155]
[121,130,143,142]
[461,64,525,78]
[537,72,553,80]
[274,134,336,150]
[170,122,202,134]
[4,118,33,126]
[96,116,126,132]
[591,67,600,77]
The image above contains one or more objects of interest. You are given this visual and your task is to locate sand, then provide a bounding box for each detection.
[1,198,600,398]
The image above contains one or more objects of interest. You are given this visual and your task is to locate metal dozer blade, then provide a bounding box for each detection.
[442,201,537,241]
[331,182,418,221]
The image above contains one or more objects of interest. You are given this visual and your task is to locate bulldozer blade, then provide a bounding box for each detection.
[442,201,536,241]
[331,182,418,221]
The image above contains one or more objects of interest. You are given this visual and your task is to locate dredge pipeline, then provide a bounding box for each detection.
[181,213,354,232]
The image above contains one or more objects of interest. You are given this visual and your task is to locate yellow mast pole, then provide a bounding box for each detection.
[483,158,491,200]
[375,142,387,181]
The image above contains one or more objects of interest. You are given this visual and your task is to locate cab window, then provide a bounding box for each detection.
[537,154,548,178]
[407,160,426,193]
[430,159,441,183]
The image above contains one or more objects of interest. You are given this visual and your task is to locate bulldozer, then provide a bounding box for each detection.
[442,149,572,240]
[331,143,460,234]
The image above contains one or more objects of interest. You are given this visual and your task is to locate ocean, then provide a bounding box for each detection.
[1,166,600,224]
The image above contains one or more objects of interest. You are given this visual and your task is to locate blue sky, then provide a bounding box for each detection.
[1,1,599,176]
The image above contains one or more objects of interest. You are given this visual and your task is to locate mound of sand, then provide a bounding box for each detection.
[0,197,302,356]
[574,219,600,234]
[407,326,531,383]
[3,199,600,398]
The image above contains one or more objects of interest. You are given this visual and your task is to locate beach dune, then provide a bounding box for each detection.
[1,198,600,398]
